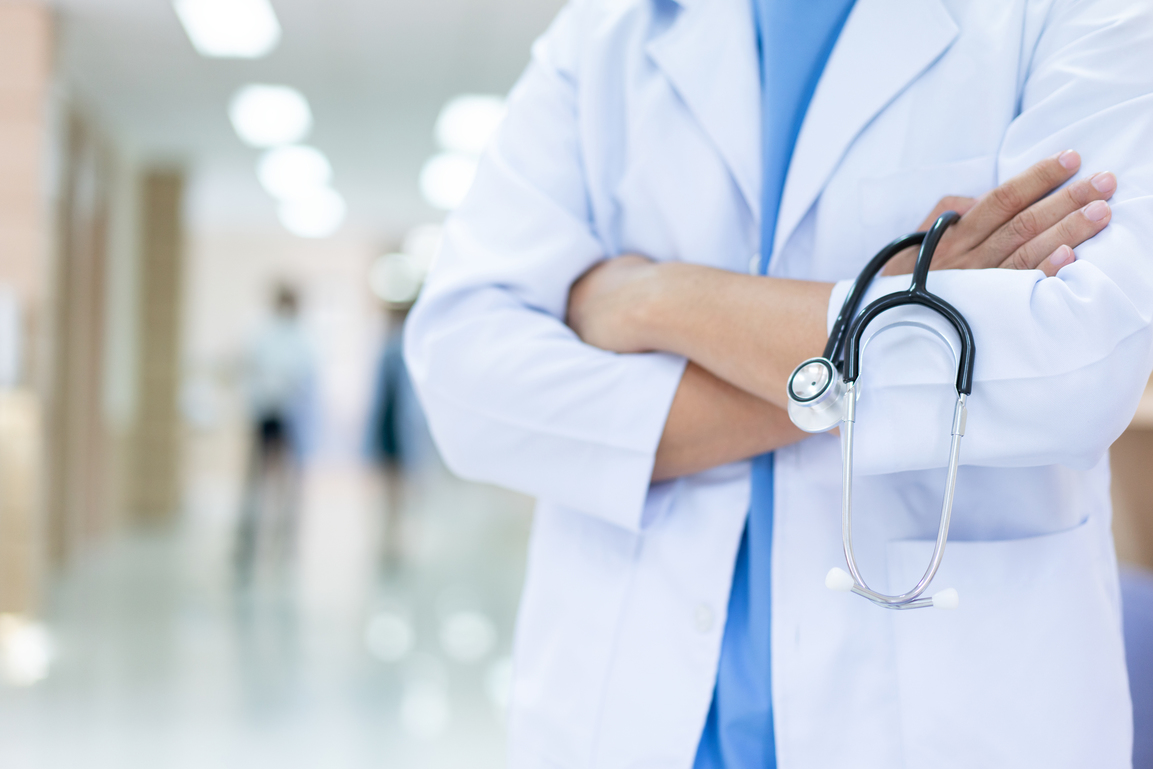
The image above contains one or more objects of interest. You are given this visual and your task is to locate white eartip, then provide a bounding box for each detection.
[825,567,855,592]
[932,588,959,610]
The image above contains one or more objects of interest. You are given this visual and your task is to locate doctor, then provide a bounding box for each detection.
[406,0,1153,766]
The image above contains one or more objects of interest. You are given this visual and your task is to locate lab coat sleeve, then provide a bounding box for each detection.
[833,0,1153,475]
[404,0,687,531]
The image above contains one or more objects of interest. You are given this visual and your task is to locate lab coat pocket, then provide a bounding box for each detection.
[885,516,1130,769]
[858,155,997,249]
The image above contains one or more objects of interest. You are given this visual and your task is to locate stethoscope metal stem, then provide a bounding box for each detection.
[840,386,967,609]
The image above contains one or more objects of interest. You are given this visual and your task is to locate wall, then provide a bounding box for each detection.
[0,1,53,615]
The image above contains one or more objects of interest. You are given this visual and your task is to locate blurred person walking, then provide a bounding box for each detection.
[236,285,314,582]
[366,302,434,572]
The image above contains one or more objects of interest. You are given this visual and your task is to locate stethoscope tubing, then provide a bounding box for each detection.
[825,211,973,609]
[841,385,967,609]
[843,212,976,394]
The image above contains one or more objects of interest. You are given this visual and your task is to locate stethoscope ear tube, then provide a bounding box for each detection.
[842,212,976,395]
[822,231,926,365]
[843,291,976,393]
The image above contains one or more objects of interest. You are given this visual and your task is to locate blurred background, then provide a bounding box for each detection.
[0,0,562,766]
[0,1,1152,767]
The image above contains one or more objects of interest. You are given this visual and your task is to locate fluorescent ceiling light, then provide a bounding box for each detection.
[419,152,479,210]
[439,610,497,663]
[402,223,444,273]
[229,84,312,148]
[0,615,53,686]
[435,95,507,155]
[277,187,346,238]
[369,253,424,305]
[257,145,332,200]
[174,0,281,59]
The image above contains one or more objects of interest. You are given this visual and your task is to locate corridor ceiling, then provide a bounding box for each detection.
[54,0,566,238]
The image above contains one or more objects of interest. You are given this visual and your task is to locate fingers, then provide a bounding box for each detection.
[915,195,978,232]
[1037,245,1075,278]
[952,150,1081,251]
[883,195,977,275]
[1000,199,1112,275]
[973,172,1116,267]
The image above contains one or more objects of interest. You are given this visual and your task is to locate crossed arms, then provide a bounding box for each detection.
[566,154,1117,479]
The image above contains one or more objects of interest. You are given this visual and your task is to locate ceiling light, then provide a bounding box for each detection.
[439,610,496,662]
[229,85,312,148]
[419,152,478,210]
[257,145,332,200]
[277,187,346,238]
[369,253,424,305]
[173,0,281,59]
[435,94,507,155]
[402,223,444,273]
[0,614,53,686]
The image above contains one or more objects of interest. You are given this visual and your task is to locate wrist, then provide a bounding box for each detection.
[636,261,705,354]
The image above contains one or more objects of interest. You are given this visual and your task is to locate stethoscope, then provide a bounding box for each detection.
[786,212,972,611]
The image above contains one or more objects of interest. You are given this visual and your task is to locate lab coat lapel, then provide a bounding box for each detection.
[772,0,958,259]
[646,0,762,222]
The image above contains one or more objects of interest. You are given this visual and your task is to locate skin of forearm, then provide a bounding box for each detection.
[652,362,810,481]
[639,262,834,408]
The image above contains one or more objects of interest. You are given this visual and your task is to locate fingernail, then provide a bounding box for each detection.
[1048,244,1074,267]
[1084,200,1110,222]
[1057,150,1080,170]
[1091,171,1117,194]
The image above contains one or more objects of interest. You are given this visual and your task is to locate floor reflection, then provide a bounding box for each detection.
[0,458,532,768]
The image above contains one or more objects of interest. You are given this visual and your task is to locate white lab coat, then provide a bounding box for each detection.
[405,0,1153,765]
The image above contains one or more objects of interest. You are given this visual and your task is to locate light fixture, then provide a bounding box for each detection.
[419,152,479,210]
[435,95,507,155]
[277,187,346,238]
[439,610,497,662]
[369,253,424,305]
[257,145,332,200]
[173,0,281,59]
[0,614,53,686]
[229,85,312,148]
[402,223,444,274]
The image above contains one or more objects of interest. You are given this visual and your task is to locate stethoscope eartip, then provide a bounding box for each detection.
[825,567,855,592]
[931,588,959,610]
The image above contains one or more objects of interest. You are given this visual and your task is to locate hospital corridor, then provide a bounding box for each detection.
[1,0,1153,767]
[0,0,551,765]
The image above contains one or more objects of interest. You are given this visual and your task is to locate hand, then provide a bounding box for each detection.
[566,253,660,352]
[882,150,1116,277]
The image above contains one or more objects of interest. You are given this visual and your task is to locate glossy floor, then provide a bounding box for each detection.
[0,460,532,768]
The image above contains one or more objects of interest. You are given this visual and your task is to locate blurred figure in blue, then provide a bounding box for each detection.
[236,284,314,582]
[366,302,433,572]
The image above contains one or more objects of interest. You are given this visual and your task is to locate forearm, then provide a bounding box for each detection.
[642,263,834,408]
[653,362,808,481]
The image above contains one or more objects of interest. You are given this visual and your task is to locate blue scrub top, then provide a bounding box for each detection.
[693,1,855,766]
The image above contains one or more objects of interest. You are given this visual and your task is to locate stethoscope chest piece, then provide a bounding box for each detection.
[787,357,845,434]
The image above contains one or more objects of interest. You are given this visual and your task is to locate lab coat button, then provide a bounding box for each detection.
[694,604,714,633]
[748,252,761,275]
